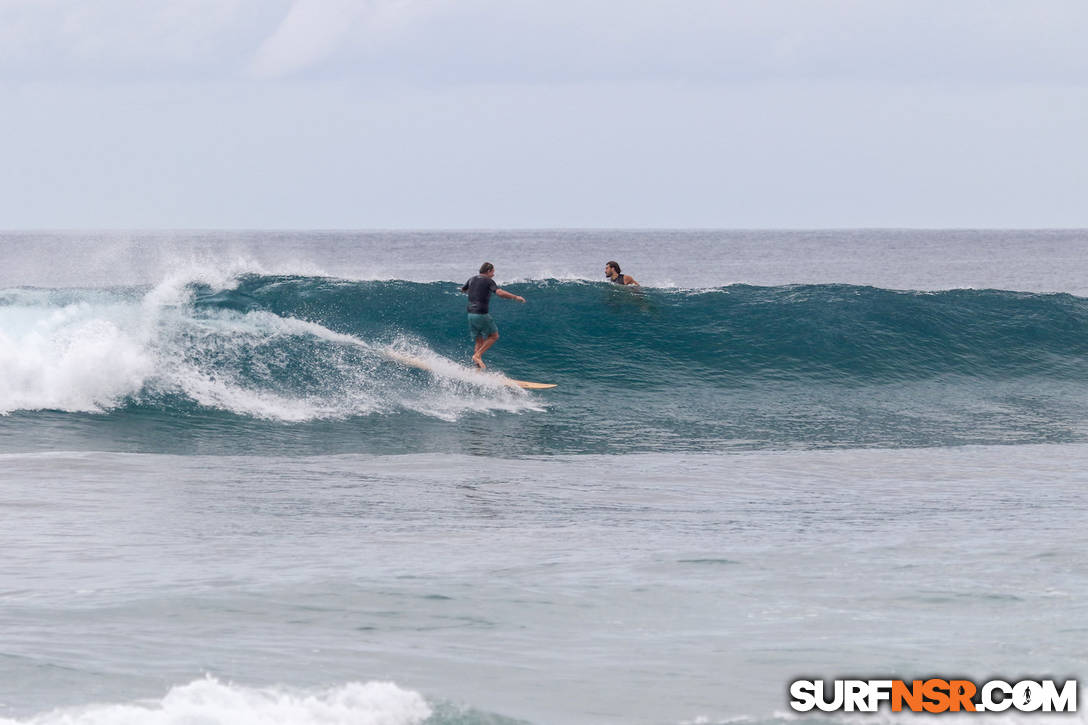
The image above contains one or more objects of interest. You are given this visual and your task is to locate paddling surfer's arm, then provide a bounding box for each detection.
[496,288,526,303]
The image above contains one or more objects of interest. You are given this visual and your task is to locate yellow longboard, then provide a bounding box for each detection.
[384,350,557,390]
[506,379,558,390]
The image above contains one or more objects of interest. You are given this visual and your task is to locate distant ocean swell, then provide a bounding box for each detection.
[3,272,1088,453]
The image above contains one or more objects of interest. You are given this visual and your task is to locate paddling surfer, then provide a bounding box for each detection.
[605,261,639,286]
[461,262,525,369]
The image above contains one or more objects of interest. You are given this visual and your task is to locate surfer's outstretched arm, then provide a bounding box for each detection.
[496,288,526,303]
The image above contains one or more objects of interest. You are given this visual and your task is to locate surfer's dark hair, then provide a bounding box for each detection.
[606,260,621,274]
[479,262,494,274]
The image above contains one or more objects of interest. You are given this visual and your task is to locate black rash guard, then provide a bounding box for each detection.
[462,275,498,313]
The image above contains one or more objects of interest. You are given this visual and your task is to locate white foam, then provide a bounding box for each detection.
[0,301,154,414]
[0,678,431,725]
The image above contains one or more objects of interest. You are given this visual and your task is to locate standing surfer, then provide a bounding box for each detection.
[605,261,639,286]
[461,262,525,369]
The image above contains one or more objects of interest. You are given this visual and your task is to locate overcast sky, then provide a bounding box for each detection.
[1,0,1086,228]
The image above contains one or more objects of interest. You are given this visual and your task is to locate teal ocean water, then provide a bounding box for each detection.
[5,276,1088,455]
[1,231,1086,724]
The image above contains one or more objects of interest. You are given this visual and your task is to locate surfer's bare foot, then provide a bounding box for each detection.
[472,355,486,370]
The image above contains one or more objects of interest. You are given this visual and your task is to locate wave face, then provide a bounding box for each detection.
[3,273,1088,454]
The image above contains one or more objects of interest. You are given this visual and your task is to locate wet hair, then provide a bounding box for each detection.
[479,262,494,274]
[606,260,621,274]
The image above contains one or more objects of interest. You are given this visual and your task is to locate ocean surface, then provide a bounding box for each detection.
[1,230,1086,724]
